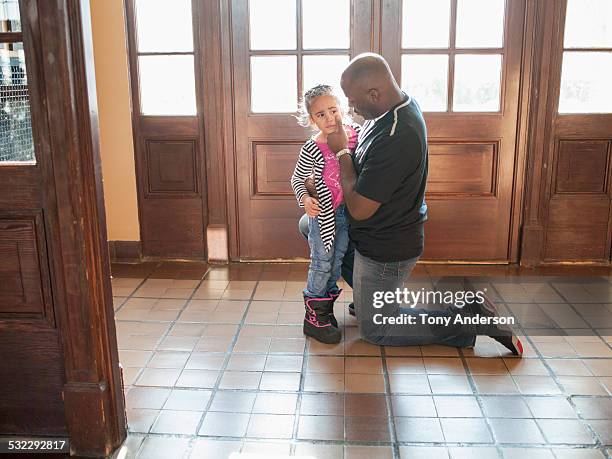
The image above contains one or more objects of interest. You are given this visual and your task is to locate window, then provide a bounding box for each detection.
[134,0,197,116]
[558,0,612,113]
[0,0,34,163]
[400,0,505,112]
[248,0,350,113]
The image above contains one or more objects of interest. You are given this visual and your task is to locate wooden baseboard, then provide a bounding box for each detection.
[108,241,142,263]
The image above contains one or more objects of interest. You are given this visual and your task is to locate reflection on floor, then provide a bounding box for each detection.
[110,262,612,459]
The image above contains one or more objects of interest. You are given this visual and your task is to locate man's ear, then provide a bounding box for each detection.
[368,88,380,102]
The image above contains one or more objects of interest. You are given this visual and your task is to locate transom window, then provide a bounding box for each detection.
[248,0,351,113]
[558,0,612,113]
[134,0,197,116]
[400,0,505,113]
[0,0,34,163]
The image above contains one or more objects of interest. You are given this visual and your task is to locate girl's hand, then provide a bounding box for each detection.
[302,196,320,217]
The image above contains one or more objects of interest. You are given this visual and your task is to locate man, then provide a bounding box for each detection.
[303,53,522,355]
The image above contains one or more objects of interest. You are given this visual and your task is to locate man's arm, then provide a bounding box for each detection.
[338,155,381,221]
[328,117,381,221]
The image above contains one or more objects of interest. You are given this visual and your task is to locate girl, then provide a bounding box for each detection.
[290,84,360,344]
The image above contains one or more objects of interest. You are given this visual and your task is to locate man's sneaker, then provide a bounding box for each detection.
[464,280,523,356]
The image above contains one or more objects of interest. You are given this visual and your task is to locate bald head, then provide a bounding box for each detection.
[342,53,394,87]
[340,53,404,120]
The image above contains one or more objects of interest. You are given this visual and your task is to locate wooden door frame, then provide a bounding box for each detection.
[3,0,126,454]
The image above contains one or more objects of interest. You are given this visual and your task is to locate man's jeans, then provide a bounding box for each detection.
[354,250,476,347]
[304,205,350,298]
[299,213,354,289]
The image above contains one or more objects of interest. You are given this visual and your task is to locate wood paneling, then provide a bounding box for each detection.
[0,328,66,435]
[0,213,50,318]
[146,140,198,194]
[545,196,610,261]
[428,142,497,195]
[253,142,303,195]
[555,140,609,194]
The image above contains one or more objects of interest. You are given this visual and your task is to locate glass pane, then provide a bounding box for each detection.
[456,0,505,48]
[564,0,612,48]
[453,54,502,112]
[0,44,34,163]
[402,0,450,49]
[139,55,197,115]
[303,0,349,49]
[250,0,296,50]
[303,55,350,105]
[135,0,193,52]
[0,0,20,32]
[559,52,612,113]
[401,54,448,112]
[251,56,297,112]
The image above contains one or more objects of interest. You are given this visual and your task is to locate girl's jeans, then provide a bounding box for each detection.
[304,205,349,298]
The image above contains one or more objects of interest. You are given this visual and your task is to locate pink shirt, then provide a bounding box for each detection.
[315,126,358,209]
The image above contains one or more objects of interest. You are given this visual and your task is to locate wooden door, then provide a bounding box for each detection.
[230,0,374,259]
[0,0,125,454]
[539,0,612,263]
[125,0,208,259]
[382,0,527,261]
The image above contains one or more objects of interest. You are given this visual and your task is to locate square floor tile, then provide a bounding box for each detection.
[395,417,444,442]
[345,416,391,441]
[246,414,294,439]
[391,395,436,417]
[252,392,298,414]
[440,417,493,443]
[163,388,212,411]
[209,391,256,413]
[300,393,344,416]
[259,371,301,391]
[434,395,482,417]
[198,412,249,437]
[536,419,596,445]
[488,418,545,444]
[150,409,203,434]
[480,396,532,418]
[175,369,219,389]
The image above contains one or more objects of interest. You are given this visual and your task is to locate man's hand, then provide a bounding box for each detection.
[327,116,349,153]
[305,175,318,198]
[302,196,320,217]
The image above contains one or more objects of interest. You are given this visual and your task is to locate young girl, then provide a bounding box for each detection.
[291,84,360,344]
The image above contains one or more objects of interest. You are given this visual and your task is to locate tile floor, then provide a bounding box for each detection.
[111,262,612,459]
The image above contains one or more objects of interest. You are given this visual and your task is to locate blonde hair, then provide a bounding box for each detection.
[296,84,350,128]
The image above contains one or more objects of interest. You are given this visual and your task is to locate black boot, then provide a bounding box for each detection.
[328,289,342,327]
[303,295,341,344]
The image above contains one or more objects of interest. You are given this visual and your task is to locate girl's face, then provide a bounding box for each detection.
[308,94,343,136]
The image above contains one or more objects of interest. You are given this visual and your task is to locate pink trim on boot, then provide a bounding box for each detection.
[304,296,333,328]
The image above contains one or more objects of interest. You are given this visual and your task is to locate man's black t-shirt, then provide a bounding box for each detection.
[348,95,428,262]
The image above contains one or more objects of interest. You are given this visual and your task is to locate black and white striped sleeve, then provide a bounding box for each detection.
[290,143,314,208]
